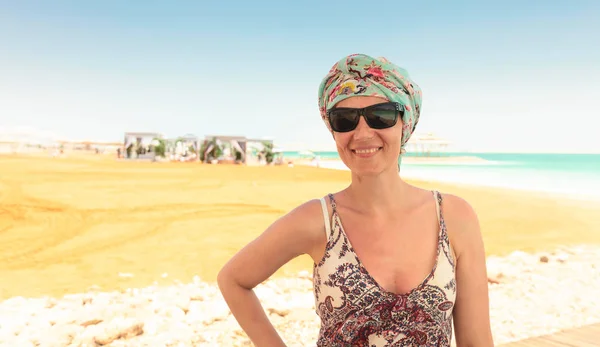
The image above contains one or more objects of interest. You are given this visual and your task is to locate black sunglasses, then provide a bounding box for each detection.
[327,102,404,133]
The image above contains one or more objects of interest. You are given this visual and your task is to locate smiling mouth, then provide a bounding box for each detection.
[352,147,382,155]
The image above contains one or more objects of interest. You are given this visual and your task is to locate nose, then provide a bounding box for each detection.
[352,116,374,140]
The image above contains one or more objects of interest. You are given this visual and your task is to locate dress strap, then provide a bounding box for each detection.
[433,190,447,240]
[327,193,337,212]
[433,190,442,226]
[319,197,332,239]
[433,190,456,268]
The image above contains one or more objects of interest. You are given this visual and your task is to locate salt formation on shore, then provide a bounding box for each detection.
[1,245,599,346]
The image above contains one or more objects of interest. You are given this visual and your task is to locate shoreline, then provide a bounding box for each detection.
[292,159,600,203]
[291,155,493,165]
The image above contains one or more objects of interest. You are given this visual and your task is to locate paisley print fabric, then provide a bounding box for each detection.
[312,191,456,346]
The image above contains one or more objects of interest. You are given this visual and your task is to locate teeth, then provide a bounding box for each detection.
[354,148,380,154]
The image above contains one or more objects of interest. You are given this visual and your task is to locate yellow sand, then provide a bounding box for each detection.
[1,154,599,300]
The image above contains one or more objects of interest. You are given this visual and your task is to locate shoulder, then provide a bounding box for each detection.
[439,193,479,223]
[285,197,328,230]
[439,193,482,259]
[274,197,329,254]
[441,193,494,345]
[217,197,329,289]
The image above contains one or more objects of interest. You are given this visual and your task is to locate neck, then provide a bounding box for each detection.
[346,164,409,214]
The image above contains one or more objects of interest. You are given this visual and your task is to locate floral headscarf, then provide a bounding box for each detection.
[318,54,423,151]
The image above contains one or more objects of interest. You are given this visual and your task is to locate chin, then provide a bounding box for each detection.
[338,148,399,176]
[342,159,393,177]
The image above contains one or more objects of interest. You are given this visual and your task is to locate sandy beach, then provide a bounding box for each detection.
[1,154,599,346]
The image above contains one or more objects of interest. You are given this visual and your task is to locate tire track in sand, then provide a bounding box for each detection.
[15,202,285,265]
[0,180,91,267]
[1,187,284,269]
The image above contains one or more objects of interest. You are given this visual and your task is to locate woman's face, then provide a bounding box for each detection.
[331,96,403,176]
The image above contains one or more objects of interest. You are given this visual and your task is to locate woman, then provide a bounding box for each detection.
[218,54,494,346]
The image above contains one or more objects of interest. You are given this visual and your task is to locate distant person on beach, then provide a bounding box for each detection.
[218,54,494,346]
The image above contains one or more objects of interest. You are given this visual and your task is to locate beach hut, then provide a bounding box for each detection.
[123,132,163,159]
[170,134,200,162]
[202,135,243,163]
[202,135,274,164]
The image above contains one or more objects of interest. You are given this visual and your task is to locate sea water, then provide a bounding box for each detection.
[282,151,600,201]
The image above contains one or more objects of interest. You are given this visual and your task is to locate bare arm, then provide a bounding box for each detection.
[444,194,494,347]
[217,199,326,347]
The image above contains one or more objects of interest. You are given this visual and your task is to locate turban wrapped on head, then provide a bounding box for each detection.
[318,54,423,150]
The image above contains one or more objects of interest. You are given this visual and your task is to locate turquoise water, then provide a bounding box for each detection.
[282,151,600,199]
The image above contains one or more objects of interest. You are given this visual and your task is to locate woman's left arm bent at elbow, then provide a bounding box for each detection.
[443,194,495,347]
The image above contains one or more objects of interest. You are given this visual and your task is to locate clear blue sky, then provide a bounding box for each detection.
[1,0,599,152]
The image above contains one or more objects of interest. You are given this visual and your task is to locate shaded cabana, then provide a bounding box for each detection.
[202,135,273,164]
[123,132,163,159]
[170,134,201,161]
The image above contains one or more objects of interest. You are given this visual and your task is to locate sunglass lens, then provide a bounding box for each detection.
[329,110,359,132]
[367,104,399,129]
